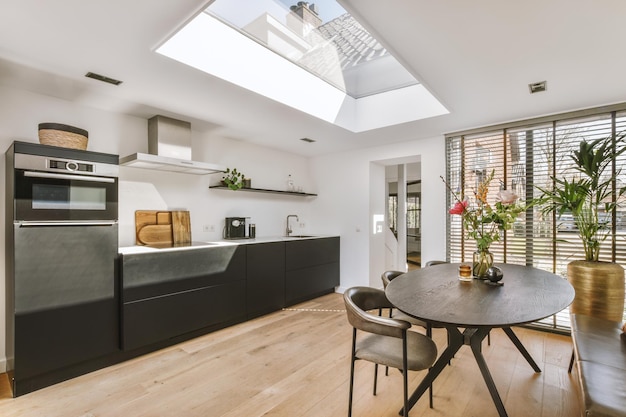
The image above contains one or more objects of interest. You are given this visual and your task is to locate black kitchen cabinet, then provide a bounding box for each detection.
[118,236,339,354]
[246,242,285,319]
[11,299,118,396]
[120,245,246,350]
[285,237,340,305]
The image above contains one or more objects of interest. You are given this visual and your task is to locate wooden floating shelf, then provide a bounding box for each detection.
[209,185,317,197]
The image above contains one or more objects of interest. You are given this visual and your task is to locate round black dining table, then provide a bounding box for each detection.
[385,263,575,417]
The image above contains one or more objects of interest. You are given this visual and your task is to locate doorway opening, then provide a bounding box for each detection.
[386,162,421,270]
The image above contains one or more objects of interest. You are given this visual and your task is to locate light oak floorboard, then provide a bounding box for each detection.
[0,293,581,417]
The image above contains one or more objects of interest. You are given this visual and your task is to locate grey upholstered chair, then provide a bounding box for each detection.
[381,269,449,384]
[381,270,442,338]
[423,260,448,267]
[344,286,437,417]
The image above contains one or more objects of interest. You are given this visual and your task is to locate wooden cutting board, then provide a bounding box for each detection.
[135,210,191,245]
[137,224,173,245]
[171,210,191,244]
[135,210,172,245]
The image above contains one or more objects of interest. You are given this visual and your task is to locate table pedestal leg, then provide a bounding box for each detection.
[469,327,508,417]
[502,327,542,372]
[400,326,514,417]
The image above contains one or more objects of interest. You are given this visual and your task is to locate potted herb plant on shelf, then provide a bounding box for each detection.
[536,132,626,322]
[221,168,245,190]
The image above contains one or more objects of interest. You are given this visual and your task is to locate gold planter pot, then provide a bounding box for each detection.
[567,260,625,321]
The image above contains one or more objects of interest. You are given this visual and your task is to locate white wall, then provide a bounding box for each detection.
[369,162,387,287]
[309,137,447,292]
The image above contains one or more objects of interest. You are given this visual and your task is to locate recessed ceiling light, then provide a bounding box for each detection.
[85,72,123,86]
[300,138,316,143]
[528,81,547,94]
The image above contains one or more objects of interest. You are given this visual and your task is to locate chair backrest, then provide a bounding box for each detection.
[381,270,404,288]
[343,287,409,338]
[424,260,448,267]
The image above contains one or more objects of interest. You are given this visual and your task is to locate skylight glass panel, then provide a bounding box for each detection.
[204,0,419,98]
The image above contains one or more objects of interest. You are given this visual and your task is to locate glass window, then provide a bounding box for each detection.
[205,0,418,98]
[446,107,626,331]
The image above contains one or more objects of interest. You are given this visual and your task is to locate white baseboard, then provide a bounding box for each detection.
[0,357,6,373]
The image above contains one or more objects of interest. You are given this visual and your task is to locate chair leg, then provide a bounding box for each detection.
[385,308,394,376]
[447,331,452,366]
[402,333,409,417]
[382,308,393,376]
[428,378,433,409]
[426,325,434,406]
[373,363,378,395]
[487,331,491,346]
[568,349,575,373]
[348,328,356,417]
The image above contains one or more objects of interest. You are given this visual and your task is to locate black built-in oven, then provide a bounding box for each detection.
[5,141,120,396]
[13,150,118,221]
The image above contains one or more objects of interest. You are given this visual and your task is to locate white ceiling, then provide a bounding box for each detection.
[1,0,625,157]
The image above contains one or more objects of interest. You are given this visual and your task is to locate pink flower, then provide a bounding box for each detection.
[449,200,468,215]
[496,189,518,205]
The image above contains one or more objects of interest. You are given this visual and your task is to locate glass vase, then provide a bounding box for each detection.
[473,249,494,278]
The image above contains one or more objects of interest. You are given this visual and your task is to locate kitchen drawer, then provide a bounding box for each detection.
[121,245,246,302]
[122,281,245,350]
[285,237,339,270]
[286,262,339,305]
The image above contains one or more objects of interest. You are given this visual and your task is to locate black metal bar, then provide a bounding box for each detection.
[402,332,408,417]
[399,326,463,415]
[502,327,542,372]
[373,364,378,395]
[348,328,356,417]
[470,327,508,417]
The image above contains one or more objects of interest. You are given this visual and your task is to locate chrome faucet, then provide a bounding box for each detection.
[286,214,299,236]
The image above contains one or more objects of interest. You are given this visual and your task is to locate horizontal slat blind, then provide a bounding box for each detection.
[614,111,626,266]
[505,124,553,269]
[446,107,626,332]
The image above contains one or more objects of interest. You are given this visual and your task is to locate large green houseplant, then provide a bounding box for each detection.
[537,131,626,321]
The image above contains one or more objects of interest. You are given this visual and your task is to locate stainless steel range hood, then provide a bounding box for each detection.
[120,115,225,175]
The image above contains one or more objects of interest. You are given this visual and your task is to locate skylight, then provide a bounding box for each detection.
[207,0,417,98]
[156,0,448,132]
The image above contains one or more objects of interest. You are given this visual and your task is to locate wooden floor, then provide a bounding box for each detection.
[0,293,581,417]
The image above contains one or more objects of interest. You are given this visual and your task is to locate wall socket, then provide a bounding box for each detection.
[203,224,215,232]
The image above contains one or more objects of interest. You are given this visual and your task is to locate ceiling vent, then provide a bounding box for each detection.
[528,81,547,94]
[85,72,123,86]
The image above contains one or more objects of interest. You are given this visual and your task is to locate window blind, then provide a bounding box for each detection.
[446,107,626,332]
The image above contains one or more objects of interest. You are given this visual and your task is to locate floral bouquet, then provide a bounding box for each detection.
[442,170,528,276]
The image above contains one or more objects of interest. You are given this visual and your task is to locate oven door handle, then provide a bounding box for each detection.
[24,171,116,183]
[17,221,118,227]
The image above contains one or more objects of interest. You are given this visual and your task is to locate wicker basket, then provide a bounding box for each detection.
[38,123,88,150]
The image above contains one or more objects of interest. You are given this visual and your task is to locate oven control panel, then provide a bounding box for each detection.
[49,159,94,173]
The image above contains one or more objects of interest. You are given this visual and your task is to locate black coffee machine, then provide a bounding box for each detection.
[224,217,250,239]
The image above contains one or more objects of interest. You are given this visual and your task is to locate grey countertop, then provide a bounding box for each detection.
[119,235,337,255]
